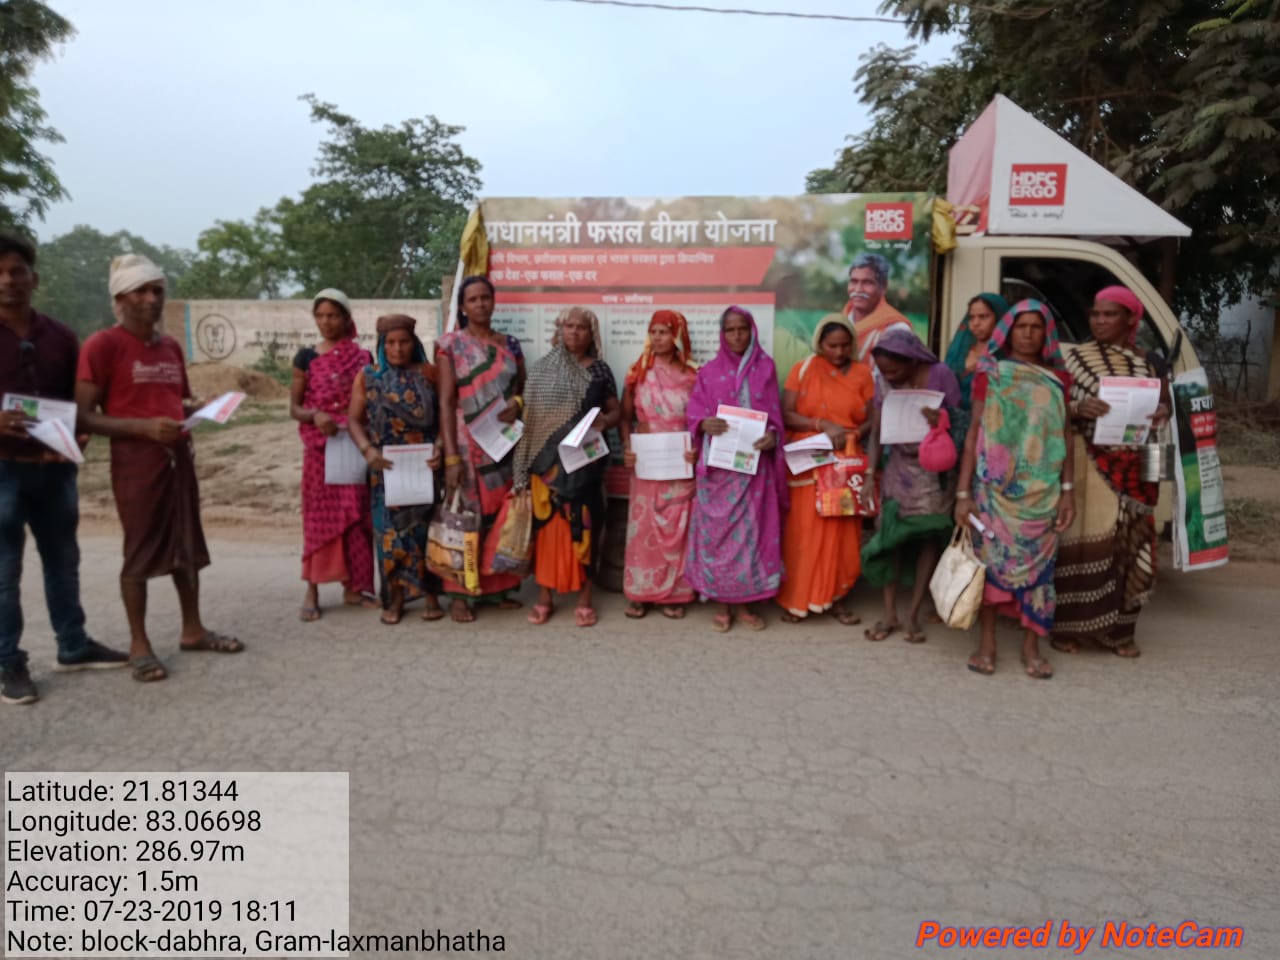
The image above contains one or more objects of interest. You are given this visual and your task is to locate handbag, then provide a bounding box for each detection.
[482,489,534,576]
[426,489,482,594]
[928,526,986,630]
[919,408,958,472]
[814,439,877,517]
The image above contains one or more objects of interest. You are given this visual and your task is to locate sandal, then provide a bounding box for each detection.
[344,591,380,609]
[380,609,403,626]
[1022,655,1054,679]
[1112,643,1141,658]
[660,605,686,619]
[1050,638,1080,654]
[864,621,899,642]
[967,652,996,675]
[130,655,167,683]
[711,612,733,633]
[496,598,523,610]
[625,602,647,619]
[527,603,553,625]
[574,605,598,628]
[832,608,862,626]
[180,630,244,653]
[780,612,804,624]
[738,611,766,631]
[903,626,928,644]
[420,604,446,622]
[450,599,476,623]
[298,606,321,623]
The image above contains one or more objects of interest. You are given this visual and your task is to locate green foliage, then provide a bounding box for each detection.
[807,0,1279,329]
[248,336,294,387]
[34,225,192,336]
[0,0,73,227]
[181,95,482,301]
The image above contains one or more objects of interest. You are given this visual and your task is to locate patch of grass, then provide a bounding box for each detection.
[213,443,252,457]
[1224,497,1280,545]
[191,401,290,430]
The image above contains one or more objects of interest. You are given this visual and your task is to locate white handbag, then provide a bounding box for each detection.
[929,526,986,630]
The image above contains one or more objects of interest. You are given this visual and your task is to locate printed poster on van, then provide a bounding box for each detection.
[476,194,934,391]
[1169,367,1229,570]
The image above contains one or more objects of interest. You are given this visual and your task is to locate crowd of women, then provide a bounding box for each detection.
[289,278,1170,679]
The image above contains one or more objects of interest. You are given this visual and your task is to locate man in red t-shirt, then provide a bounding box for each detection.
[75,254,244,682]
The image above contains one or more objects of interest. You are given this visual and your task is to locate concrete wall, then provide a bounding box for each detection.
[163,299,443,367]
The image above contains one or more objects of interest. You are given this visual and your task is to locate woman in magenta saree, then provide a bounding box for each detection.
[685,306,786,632]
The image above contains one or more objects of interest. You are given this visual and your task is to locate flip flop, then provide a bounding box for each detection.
[1111,644,1142,658]
[967,653,996,675]
[903,628,928,644]
[298,606,322,623]
[180,631,244,653]
[625,603,647,619]
[864,621,898,642]
[527,603,553,625]
[1050,638,1080,654]
[575,605,598,628]
[738,612,766,631]
[711,612,733,633]
[660,605,686,620]
[450,599,476,623]
[420,605,446,622]
[832,609,862,626]
[130,655,167,683]
[1022,656,1054,679]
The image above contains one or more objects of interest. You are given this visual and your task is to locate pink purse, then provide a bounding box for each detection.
[918,409,957,472]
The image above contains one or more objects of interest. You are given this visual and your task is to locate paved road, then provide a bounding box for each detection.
[6,534,1278,959]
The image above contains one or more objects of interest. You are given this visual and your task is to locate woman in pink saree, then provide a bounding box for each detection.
[620,310,699,619]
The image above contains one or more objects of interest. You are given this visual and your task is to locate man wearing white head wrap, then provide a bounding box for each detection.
[74,255,244,682]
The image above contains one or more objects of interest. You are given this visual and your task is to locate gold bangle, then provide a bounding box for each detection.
[358,442,371,454]
[513,395,524,410]
[444,454,463,466]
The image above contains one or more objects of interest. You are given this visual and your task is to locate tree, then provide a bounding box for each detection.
[0,0,73,227]
[806,0,1277,326]
[183,96,482,300]
[34,225,191,336]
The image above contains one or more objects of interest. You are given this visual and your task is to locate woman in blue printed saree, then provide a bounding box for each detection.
[954,300,1075,678]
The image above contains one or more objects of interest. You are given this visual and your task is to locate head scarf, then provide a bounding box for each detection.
[811,312,857,355]
[1094,285,1145,348]
[977,298,1065,376]
[944,292,1009,376]
[625,309,695,388]
[373,314,426,371]
[109,254,166,297]
[313,287,357,338]
[513,307,601,489]
[871,327,939,367]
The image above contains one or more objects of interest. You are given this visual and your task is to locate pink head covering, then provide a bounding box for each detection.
[1094,285,1144,347]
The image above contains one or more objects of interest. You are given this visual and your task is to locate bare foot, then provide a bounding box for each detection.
[967,652,996,675]
[1050,638,1080,654]
[1112,643,1141,658]
[449,598,476,623]
[344,590,379,609]
[1022,655,1054,678]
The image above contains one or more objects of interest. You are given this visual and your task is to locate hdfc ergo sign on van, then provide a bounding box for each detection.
[1009,164,1067,205]
[863,202,914,242]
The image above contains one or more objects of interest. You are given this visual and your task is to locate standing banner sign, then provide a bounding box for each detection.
[1169,367,1229,570]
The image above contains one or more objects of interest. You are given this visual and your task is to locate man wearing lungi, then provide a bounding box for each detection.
[1,231,129,705]
[75,254,243,682]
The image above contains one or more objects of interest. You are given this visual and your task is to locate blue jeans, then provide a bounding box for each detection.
[0,461,91,670]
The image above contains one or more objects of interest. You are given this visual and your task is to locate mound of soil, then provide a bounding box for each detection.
[188,363,289,400]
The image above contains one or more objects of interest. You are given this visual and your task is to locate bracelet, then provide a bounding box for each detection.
[359,442,371,454]
[1060,481,1074,491]
[812,417,821,432]
[955,491,971,499]
[444,454,463,467]
[513,395,524,410]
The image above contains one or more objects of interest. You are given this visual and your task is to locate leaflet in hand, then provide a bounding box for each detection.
[631,431,692,481]
[324,431,367,485]
[783,433,835,475]
[706,404,768,475]
[879,390,945,445]
[3,392,77,434]
[26,418,84,464]
[181,391,246,430]
[1093,377,1162,446]
[383,443,435,507]
[471,398,524,462]
[559,407,609,474]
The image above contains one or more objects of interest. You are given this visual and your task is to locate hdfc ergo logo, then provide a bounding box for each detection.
[864,202,913,241]
[1009,164,1067,205]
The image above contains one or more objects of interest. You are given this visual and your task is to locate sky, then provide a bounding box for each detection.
[32,0,951,251]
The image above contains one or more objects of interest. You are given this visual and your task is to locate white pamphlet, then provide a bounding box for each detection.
[631,431,692,481]
[383,443,435,507]
[182,391,246,430]
[1093,376,1162,446]
[3,392,78,434]
[879,390,945,445]
[324,430,367,485]
[706,404,768,475]
[26,418,84,464]
[470,398,524,462]
[783,433,835,475]
[559,407,609,474]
